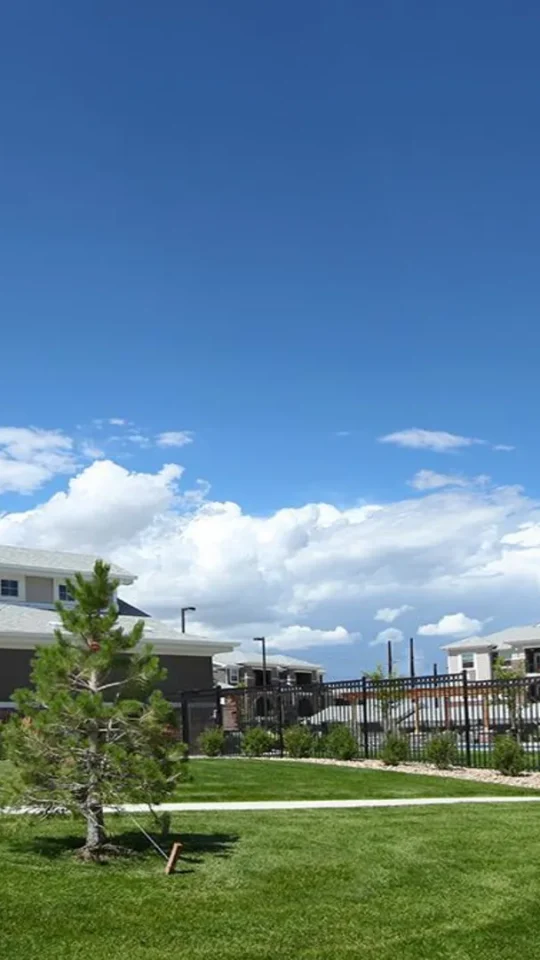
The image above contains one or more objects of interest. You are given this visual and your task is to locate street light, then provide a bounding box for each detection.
[254,637,268,725]
[181,606,196,633]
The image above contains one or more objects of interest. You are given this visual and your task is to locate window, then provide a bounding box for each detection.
[227,667,239,686]
[461,653,475,670]
[58,584,74,602]
[1,579,18,598]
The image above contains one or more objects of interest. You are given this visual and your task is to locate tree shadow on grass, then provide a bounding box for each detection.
[8,829,240,870]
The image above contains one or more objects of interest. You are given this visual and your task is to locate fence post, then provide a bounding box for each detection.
[277,685,284,758]
[362,675,370,758]
[462,670,471,767]
[215,684,223,727]
[181,693,190,749]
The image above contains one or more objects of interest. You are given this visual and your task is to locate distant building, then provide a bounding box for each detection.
[0,543,234,710]
[443,625,540,680]
[213,650,324,688]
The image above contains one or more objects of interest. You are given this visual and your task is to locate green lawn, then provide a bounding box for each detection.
[2,804,540,959]
[177,757,536,800]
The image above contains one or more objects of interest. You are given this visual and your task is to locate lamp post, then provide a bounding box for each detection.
[254,637,268,725]
[181,606,196,633]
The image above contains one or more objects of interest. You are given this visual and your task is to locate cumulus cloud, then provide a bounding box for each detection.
[374,606,413,623]
[268,625,358,651]
[417,613,484,637]
[380,428,482,453]
[156,431,194,448]
[0,426,76,494]
[2,453,540,665]
[371,627,404,646]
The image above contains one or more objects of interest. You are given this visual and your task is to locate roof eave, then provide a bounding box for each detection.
[0,561,135,584]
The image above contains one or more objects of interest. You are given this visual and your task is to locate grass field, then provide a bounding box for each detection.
[3,756,536,805]
[2,803,540,959]
[176,757,536,800]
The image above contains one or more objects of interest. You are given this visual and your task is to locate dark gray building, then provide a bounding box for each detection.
[0,544,234,710]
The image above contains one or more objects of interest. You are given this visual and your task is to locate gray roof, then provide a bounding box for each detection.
[0,602,198,644]
[443,625,540,652]
[0,544,134,582]
[214,649,322,670]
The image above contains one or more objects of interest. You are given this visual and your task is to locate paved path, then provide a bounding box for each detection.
[4,796,540,815]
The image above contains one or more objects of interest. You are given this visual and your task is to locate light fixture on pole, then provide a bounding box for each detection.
[254,637,268,725]
[181,606,196,633]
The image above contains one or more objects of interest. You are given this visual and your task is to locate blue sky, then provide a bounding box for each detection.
[1,3,540,677]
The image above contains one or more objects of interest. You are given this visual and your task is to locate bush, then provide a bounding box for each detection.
[424,732,458,770]
[198,726,226,757]
[322,724,359,761]
[381,732,409,766]
[493,734,525,776]
[242,726,275,757]
[284,724,314,758]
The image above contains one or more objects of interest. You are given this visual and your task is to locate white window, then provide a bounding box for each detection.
[1,579,18,598]
[58,584,74,602]
[227,667,239,685]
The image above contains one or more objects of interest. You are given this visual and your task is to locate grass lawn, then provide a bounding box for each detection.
[177,757,536,800]
[2,804,540,959]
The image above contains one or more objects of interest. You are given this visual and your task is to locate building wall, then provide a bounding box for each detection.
[446,650,492,679]
[475,650,492,680]
[0,649,34,701]
[0,648,213,703]
[447,653,461,674]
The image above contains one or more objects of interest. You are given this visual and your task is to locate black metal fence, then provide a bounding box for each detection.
[178,671,540,769]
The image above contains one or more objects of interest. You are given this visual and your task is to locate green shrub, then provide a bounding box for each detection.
[381,732,409,766]
[242,726,275,757]
[493,734,525,776]
[322,724,359,761]
[284,724,314,758]
[198,726,226,757]
[424,732,458,769]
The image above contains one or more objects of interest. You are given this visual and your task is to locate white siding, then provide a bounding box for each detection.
[447,653,461,674]
[475,651,492,680]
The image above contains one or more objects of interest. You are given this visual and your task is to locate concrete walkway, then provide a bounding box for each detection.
[4,796,540,815]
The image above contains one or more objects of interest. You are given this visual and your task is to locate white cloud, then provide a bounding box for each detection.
[0,427,76,494]
[371,627,404,646]
[156,431,195,448]
[3,453,540,670]
[127,433,151,448]
[379,428,482,452]
[374,605,413,623]
[418,613,484,638]
[409,470,469,491]
[108,418,128,426]
[268,625,358,651]
[80,442,105,459]
[335,431,351,437]
[493,444,515,452]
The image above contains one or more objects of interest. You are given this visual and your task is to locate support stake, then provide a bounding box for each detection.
[165,841,183,875]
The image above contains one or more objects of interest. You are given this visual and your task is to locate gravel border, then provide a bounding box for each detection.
[197,755,540,790]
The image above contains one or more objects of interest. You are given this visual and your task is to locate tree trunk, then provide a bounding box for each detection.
[81,668,107,859]
[84,802,106,854]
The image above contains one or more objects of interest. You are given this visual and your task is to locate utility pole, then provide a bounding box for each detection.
[387,639,393,677]
[409,637,415,678]
[254,637,268,726]
[180,606,196,633]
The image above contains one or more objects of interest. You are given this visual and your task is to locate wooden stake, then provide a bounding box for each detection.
[165,841,183,875]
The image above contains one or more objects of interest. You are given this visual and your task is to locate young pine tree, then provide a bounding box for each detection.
[3,560,186,860]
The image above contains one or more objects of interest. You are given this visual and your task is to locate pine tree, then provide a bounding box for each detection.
[3,560,186,860]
